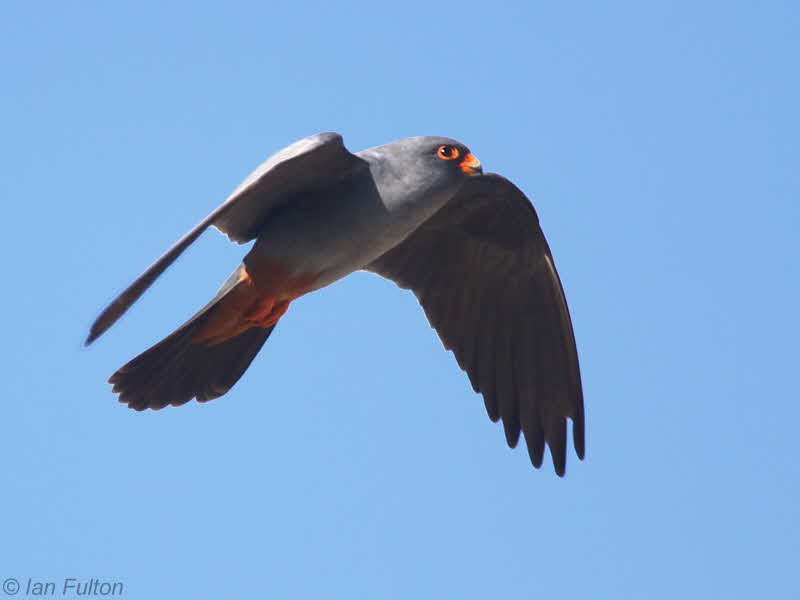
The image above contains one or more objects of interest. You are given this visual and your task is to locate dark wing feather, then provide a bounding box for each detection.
[86,132,367,345]
[366,174,583,475]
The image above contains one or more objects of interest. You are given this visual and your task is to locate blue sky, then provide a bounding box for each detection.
[2,2,798,598]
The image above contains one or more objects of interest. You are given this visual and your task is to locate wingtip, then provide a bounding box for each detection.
[572,417,586,460]
[85,304,119,347]
[551,450,567,477]
[84,320,107,347]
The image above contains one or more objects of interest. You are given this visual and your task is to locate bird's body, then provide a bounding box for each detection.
[247,137,467,292]
[87,133,585,475]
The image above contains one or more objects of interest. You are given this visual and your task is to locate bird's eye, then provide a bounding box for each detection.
[436,145,460,160]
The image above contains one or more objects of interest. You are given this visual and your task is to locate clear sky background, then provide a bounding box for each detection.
[2,2,798,598]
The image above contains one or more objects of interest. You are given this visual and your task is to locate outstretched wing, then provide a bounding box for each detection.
[86,132,368,345]
[366,174,584,475]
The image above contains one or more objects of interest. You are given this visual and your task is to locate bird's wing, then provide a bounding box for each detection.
[86,132,368,345]
[365,174,584,475]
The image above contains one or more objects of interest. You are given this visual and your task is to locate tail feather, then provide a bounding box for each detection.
[108,267,276,411]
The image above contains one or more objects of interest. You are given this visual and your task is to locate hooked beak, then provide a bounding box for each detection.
[459,153,482,175]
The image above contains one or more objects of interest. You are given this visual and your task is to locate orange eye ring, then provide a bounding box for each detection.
[436,145,460,160]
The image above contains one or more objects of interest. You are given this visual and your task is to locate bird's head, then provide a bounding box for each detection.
[427,138,483,176]
[398,136,482,177]
[362,135,483,195]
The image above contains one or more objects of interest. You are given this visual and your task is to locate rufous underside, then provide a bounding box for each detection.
[192,261,319,346]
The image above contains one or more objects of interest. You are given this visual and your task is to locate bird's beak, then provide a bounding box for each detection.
[459,153,482,175]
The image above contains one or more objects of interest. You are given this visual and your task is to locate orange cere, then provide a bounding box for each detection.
[459,153,481,174]
[193,261,320,346]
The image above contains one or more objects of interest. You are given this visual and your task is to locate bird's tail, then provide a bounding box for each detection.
[108,266,276,410]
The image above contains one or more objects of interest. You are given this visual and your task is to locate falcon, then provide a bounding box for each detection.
[86,133,584,475]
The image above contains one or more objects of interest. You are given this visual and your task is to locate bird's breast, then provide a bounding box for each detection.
[245,171,459,291]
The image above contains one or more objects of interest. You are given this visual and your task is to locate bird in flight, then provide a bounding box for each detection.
[87,133,584,475]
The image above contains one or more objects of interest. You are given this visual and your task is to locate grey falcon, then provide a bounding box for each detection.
[86,133,584,475]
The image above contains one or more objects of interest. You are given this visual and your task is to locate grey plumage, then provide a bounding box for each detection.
[88,133,584,475]
[85,133,367,345]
